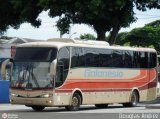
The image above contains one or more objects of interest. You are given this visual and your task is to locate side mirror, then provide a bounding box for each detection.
[50,59,57,76]
[1,59,12,80]
[5,63,12,81]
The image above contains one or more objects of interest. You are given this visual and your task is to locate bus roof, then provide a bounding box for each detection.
[17,38,156,52]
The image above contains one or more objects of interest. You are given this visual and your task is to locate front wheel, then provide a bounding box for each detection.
[123,91,139,107]
[65,93,81,111]
[31,106,45,111]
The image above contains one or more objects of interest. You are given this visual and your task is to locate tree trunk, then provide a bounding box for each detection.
[108,25,120,45]
[96,30,106,41]
[93,23,109,41]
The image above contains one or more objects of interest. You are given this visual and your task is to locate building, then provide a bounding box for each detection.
[0,37,42,103]
[0,37,42,80]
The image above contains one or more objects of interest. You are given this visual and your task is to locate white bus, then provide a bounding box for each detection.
[4,38,158,111]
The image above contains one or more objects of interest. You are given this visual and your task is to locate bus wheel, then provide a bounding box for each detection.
[31,106,45,111]
[123,91,139,107]
[65,93,81,111]
[95,104,108,108]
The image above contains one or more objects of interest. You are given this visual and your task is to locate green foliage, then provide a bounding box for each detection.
[117,20,160,53]
[0,0,136,41]
[145,20,160,28]
[134,0,160,11]
[116,32,129,45]
[0,0,160,44]
[80,33,96,40]
[0,0,43,33]
[56,17,71,36]
[0,0,20,32]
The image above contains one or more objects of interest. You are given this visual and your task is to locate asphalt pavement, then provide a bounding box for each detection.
[1,98,160,119]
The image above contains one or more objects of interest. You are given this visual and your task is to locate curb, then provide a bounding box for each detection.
[145,104,160,109]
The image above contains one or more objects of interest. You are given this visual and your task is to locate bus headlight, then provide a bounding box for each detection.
[41,94,53,98]
[11,93,18,97]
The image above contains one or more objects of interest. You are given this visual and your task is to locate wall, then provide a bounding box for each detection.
[0,80,10,103]
[0,44,11,103]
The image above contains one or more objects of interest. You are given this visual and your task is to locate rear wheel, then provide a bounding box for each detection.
[65,93,81,111]
[31,106,45,111]
[123,91,139,107]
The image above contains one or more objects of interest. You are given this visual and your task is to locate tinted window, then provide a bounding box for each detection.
[71,47,85,68]
[71,47,156,69]
[124,51,133,68]
[84,48,100,67]
[56,47,70,87]
[149,52,157,68]
[139,52,148,68]
[109,50,123,68]
[99,49,112,67]
[14,47,57,62]
[58,47,70,70]
[132,51,140,68]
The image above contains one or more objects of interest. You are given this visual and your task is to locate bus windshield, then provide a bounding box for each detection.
[11,47,57,89]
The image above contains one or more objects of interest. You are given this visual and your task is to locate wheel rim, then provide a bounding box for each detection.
[72,97,79,107]
[131,93,137,106]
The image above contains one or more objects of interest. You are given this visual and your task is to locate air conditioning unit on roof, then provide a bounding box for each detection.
[48,38,109,46]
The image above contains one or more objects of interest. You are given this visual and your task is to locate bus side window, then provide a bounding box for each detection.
[84,48,100,67]
[124,51,133,68]
[149,52,157,68]
[99,49,112,67]
[132,51,139,68]
[139,52,149,68]
[56,47,70,87]
[71,47,85,68]
[110,50,123,68]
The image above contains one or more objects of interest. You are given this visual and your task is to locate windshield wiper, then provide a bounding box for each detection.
[16,63,40,89]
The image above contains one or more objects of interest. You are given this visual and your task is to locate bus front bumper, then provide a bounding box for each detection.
[10,96,54,106]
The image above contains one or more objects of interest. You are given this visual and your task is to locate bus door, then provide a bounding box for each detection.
[56,61,64,87]
[56,47,70,88]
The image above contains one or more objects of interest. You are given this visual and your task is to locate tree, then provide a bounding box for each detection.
[117,20,160,52]
[134,0,160,11]
[0,0,135,45]
[145,20,160,28]
[80,33,96,40]
[0,0,18,35]
[0,0,43,34]
[40,0,136,45]
[0,0,160,45]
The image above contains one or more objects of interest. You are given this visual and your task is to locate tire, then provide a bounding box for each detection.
[95,104,108,108]
[31,106,45,111]
[123,91,139,107]
[65,93,81,111]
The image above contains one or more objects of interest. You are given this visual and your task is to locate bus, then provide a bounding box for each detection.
[157,55,160,96]
[4,38,158,111]
[0,44,16,80]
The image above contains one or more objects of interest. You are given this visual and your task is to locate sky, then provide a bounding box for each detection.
[5,8,160,40]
